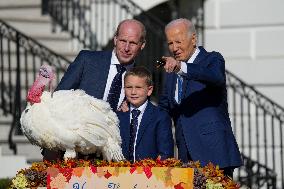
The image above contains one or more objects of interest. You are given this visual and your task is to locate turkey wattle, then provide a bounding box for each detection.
[20,64,124,161]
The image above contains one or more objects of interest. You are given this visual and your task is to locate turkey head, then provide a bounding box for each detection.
[27,64,56,104]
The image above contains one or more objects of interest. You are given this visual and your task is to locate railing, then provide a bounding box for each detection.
[0,19,71,154]
[239,154,277,188]
[227,70,283,188]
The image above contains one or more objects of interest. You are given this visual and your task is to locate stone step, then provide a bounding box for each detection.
[0,24,79,62]
[0,124,12,141]
[0,50,75,67]
[4,20,55,36]
[0,67,66,87]
[0,155,30,178]
[0,0,40,7]
[1,17,73,40]
[0,7,42,19]
[37,38,79,56]
[0,49,76,66]
[0,24,72,45]
[0,135,43,161]
[0,12,48,22]
[0,112,12,121]
[0,112,16,142]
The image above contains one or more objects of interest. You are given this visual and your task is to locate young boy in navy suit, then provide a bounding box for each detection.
[117,67,174,162]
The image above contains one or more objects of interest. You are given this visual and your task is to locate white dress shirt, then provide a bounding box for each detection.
[174,47,200,102]
[103,51,133,109]
[129,100,148,162]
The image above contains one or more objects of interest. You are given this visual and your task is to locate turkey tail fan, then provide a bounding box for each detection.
[82,96,121,140]
[81,117,121,142]
[103,137,125,161]
[77,123,109,147]
[83,97,124,161]
[78,123,124,161]
[88,100,120,130]
[77,121,122,148]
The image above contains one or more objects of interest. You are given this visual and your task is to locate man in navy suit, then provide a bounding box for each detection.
[117,67,174,162]
[158,18,243,177]
[43,19,146,161]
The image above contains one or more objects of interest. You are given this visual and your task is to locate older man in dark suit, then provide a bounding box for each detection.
[159,18,243,177]
[43,19,146,160]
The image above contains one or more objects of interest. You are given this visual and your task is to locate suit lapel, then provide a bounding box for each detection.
[119,111,131,154]
[91,51,112,98]
[168,46,208,105]
[182,46,208,98]
[193,46,208,65]
[135,103,154,147]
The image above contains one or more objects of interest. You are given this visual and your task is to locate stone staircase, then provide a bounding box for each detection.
[0,0,80,61]
[0,111,42,162]
[0,109,42,178]
[0,0,79,178]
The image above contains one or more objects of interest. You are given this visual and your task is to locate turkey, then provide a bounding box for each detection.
[20,64,124,161]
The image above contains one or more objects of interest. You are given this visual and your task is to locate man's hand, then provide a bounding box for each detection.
[117,100,129,112]
[162,56,181,73]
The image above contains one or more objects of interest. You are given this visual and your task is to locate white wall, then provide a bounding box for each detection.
[204,0,284,107]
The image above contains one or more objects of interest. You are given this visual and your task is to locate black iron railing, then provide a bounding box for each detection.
[239,154,277,188]
[226,70,283,188]
[0,19,71,154]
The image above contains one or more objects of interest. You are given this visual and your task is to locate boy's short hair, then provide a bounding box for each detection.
[124,67,153,86]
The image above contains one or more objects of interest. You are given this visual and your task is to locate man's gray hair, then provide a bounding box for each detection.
[165,18,196,36]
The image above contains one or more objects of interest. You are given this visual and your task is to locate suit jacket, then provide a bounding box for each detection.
[56,50,113,98]
[117,102,174,161]
[159,46,243,168]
